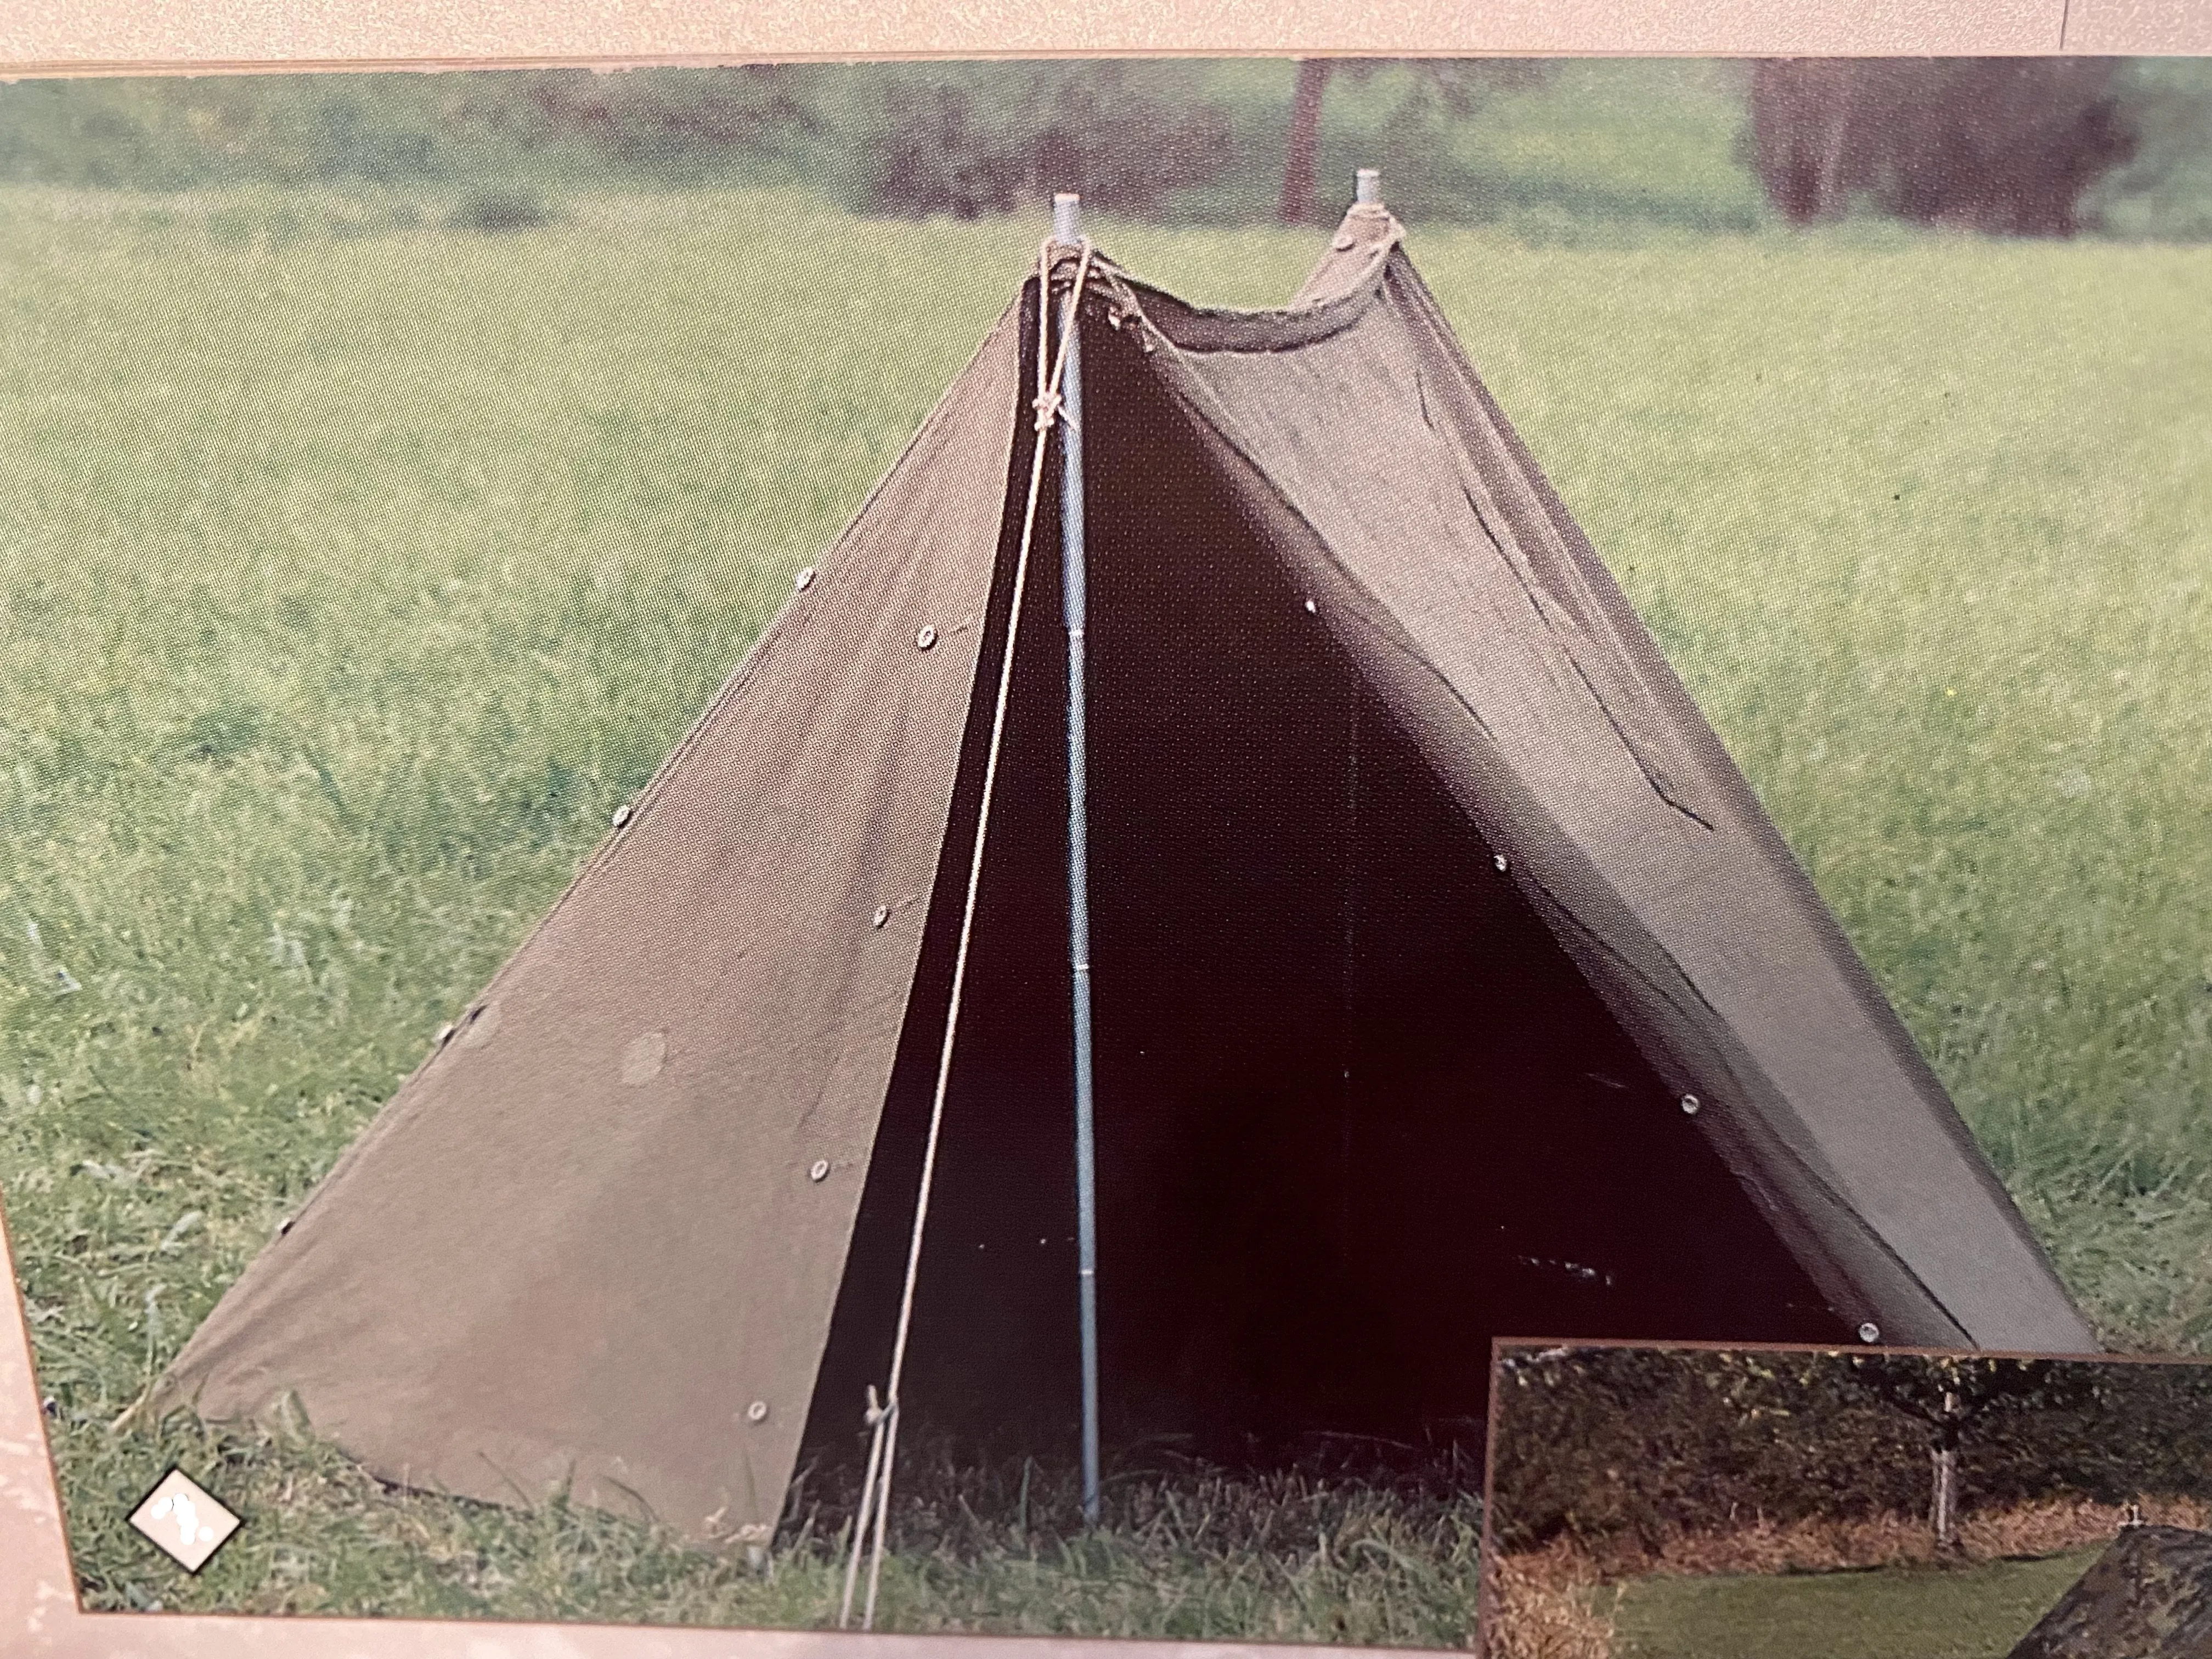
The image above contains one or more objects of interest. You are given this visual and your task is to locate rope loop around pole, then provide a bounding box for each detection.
[834,228,1099,1634]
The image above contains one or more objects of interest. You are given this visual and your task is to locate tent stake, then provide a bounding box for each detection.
[1052,190,1103,1529]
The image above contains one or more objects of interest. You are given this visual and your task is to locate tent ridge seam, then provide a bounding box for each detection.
[1089,229,1402,359]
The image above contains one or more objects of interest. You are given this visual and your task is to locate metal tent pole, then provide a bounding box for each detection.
[1355,166,1381,205]
[1051,190,1103,1528]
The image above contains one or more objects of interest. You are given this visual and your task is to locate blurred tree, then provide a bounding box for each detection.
[828,61,1231,219]
[1278,60,1335,226]
[1838,1356,2098,1549]
[511,65,822,173]
[1748,58,2139,235]
[2082,58,2212,239]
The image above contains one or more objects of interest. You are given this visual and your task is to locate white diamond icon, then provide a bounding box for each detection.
[128,1468,241,1573]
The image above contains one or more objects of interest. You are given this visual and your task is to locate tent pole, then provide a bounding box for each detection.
[1044,191,1097,1531]
[1052,191,1104,1528]
[1355,166,1381,204]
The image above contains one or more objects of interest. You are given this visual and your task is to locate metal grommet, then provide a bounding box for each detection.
[1332,232,1356,252]
[1304,599,1317,614]
[612,803,633,829]
[915,625,937,651]
[746,1400,769,1423]
[1680,1094,1700,1116]
[809,1159,831,1183]
[1493,853,1509,873]
[871,905,890,929]
[1858,1322,1881,1344]
[795,566,815,592]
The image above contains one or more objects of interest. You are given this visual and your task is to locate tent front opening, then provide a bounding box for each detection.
[803,298,1852,1475]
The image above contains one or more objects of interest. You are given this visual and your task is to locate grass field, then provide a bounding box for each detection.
[4,182,2211,1634]
[1610,1549,2099,1659]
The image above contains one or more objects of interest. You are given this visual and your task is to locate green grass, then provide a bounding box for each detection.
[1610,1549,2098,1659]
[52,1419,1485,1640]
[4,182,2211,1631]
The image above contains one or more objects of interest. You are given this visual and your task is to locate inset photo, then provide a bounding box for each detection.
[1481,1342,2212,1659]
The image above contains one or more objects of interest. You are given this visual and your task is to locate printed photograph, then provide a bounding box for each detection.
[1481,1342,2212,1659]
[3,55,2210,1644]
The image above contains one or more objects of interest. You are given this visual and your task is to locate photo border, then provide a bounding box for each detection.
[6,0,2212,76]
[7,3,2209,1651]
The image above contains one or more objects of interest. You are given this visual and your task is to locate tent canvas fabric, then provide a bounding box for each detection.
[150,205,2095,1545]
[2007,1525,2212,1658]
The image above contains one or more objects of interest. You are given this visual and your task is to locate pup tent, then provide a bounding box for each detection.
[150,195,2095,1548]
[2007,1524,2212,1659]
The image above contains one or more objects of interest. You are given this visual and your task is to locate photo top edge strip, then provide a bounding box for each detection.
[13,45,2191,83]
[25,0,2210,78]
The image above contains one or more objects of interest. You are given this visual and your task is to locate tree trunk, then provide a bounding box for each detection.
[1750,60,1821,223]
[1279,59,1335,226]
[1930,1444,1958,1549]
[1750,59,1875,224]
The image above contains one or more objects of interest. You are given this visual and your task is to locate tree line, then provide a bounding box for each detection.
[1,59,2206,237]
[1488,1347,2212,1556]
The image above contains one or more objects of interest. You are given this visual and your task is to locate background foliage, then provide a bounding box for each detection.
[3,59,2211,237]
[1490,1348,2212,1555]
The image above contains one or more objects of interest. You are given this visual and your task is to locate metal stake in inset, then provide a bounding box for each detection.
[1355,167,1381,205]
[1052,190,1103,1528]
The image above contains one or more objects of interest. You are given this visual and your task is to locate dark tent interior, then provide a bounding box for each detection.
[803,290,1852,1477]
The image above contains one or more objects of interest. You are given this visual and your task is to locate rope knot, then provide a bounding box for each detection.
[1032,388,1063,433]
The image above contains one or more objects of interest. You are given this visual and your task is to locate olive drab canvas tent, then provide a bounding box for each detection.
[150,198,2095,1548]
[2007,1525,2212,1658]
